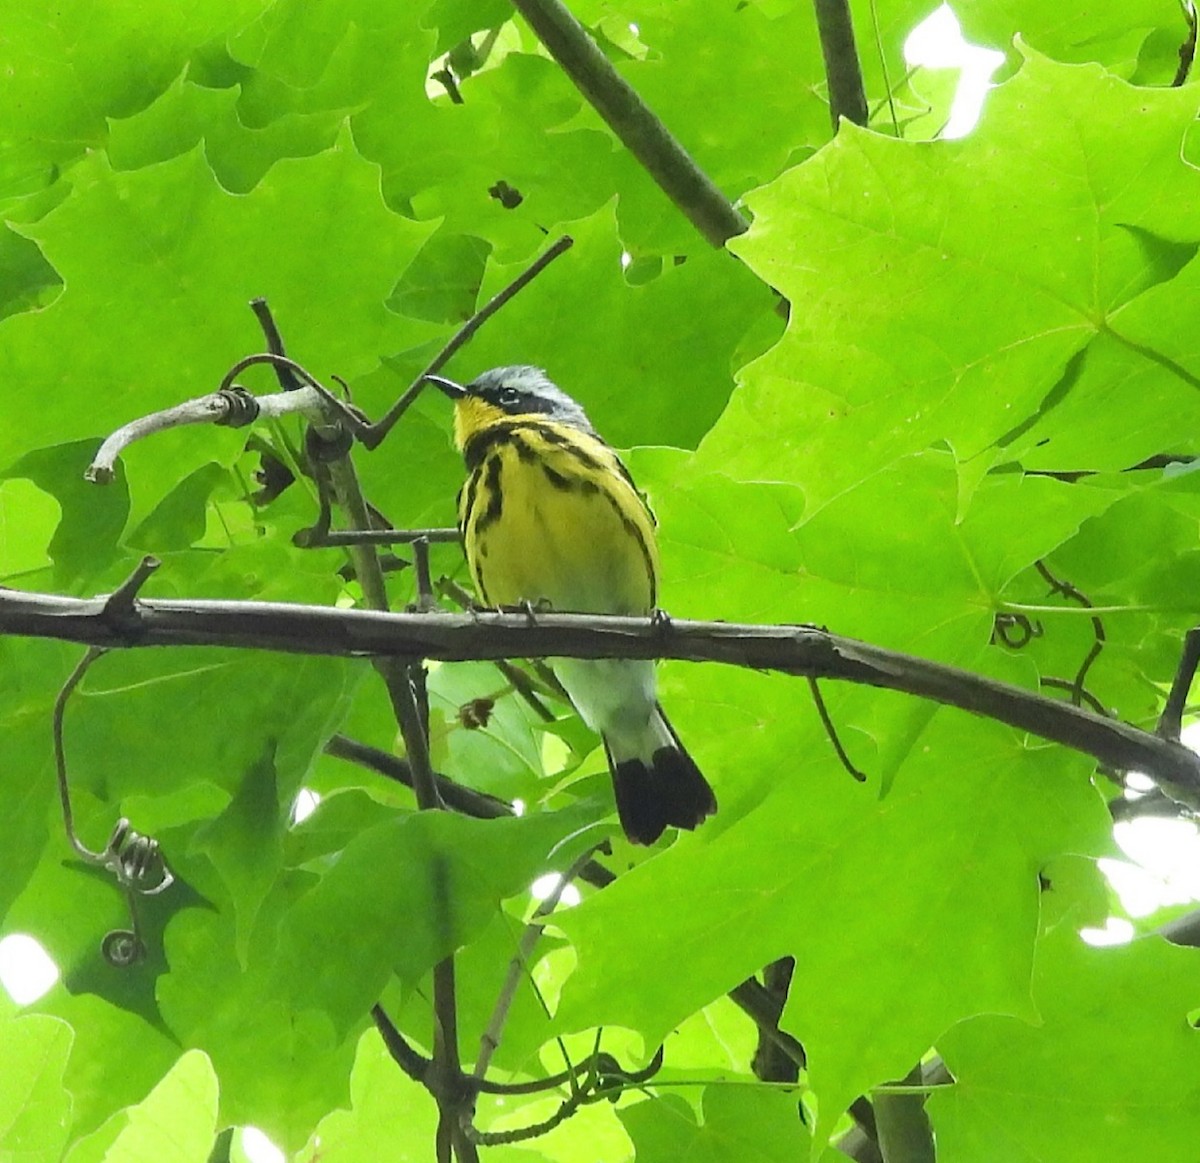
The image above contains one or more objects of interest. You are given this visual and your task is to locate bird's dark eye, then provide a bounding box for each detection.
[497,387,522,408]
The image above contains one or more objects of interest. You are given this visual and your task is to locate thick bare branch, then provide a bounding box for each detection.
[5,586,1200,809]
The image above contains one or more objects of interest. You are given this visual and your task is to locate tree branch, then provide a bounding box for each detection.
[873,1063,935,1163]
[472,846,599,1084]
[85,385,321,483]
[326,731,828,1107]
[1161,906,1200,947]
[812,0,868,128]
[1158,626,1200,741]
[750,958,800,1084]
[363,236,575,447]
[7,587,1200,810]
[507,0,748,247]
[1174,0,1198,87]
[372,1004,432,1082]
[325,734,512,818]
[89,234,574,493]
[232,301,475,1160]
[327,731,824,1122]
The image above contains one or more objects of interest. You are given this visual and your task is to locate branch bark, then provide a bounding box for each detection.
[329,730,874,1138]
[508,0,748,247]
[85,385,323,483]
[812,0,868,128]
[238,298,476,1159]
[873,1064,935,1163]
[5,587,1199,809]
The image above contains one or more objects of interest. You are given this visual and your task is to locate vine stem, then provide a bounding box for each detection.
[52,646,108,860]
[472,846,599,1084]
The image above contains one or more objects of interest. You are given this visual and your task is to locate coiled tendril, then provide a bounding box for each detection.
[53,648,175,967]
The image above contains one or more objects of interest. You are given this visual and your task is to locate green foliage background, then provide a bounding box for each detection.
[2,0,1200,1159]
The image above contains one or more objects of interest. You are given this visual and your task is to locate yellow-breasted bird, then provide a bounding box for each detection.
[428,365,717,845]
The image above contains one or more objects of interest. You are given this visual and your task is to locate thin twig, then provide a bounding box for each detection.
[362,236,575,447]
[432,66,465,104]
[325,734,511,817]
[992,611,1043,649]
[372,1004,432,1082]
[1175,0,1198,86]
[430,956,466,1160]
[438,577,565,718]
[89,238,570,485]
[474,1061,592,1096]
[306,528,462,547]
[249,298,303,391]
[411,538,437,613]
[241,310,470,1159]
[387,665,445,810]
[328,745,817,1124]
[52,646,176,967]
[1033,563,1096,610]
[250,306,357,491]
[291,456,336,548]
[50,557,163,905]
[216,353,359,426]
[476,1037,672,1102]
[866,0,898,135]
[85,386,314,483]
[466,1090,580,1145]
[494,663,558,722]
[343,562,465,1156]
[92,232,571,509]
[102,557,161,623]
[1158,627,1200,741]
[338,463,473,1163]
[473,846,599,1082]
[506,0,748,247]
[326,731,617,884]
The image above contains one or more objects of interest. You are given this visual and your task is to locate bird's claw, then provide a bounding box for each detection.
[509,598,552,625]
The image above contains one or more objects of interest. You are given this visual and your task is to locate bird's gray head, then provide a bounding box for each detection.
[431,365,596,435]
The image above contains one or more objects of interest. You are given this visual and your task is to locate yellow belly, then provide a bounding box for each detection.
[460,428,657,616]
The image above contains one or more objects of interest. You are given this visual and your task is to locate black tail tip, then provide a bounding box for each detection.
[612,746,717,846]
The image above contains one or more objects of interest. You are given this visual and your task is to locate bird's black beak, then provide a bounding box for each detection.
[423,374,467,400]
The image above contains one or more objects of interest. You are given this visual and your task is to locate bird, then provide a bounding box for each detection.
[426,365,717,844]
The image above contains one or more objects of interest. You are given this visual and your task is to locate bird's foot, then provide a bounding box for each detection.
[519,597,554,625]
[497,598,552,625]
